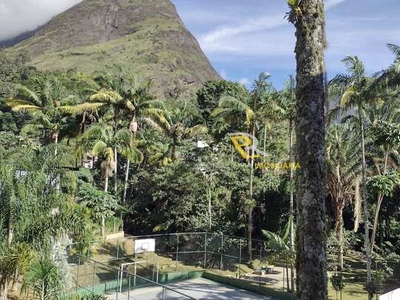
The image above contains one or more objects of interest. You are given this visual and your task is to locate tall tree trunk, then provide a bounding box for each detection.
[289,120,295,292]
[354,178,362,232]
[105,176,109,193]
[263,125,268,155]
[248,126,256,261]
[371,151,388,251]
[293,0,328,299]
[54,132,58,156]
[114,147,118,196]
[208,179,212,229]
[371,195,383,251]
[102,176,109,239]
[360,114,372,300]
[286,256,290,291]
[335,202,344,271]
[122,159,130,204]
[41,282,45,300]
[371,193,383,252]
[101,215,106,240]
[3,281,9,300]
[7,225,13,248]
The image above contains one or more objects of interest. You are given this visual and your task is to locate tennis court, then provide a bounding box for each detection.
[105,277,275,300]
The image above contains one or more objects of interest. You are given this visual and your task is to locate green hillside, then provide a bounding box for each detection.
[10,0,220,98]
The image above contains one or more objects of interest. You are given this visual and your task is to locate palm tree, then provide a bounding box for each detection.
[79,72,161,196]
[85,123,132,188]
[79,122,132,237]
[88,89,133,194]
[275,76,297,291]
[121,136,143,205]
[373,44,400,90]
[287,0,328,298]
[326,123,362,270]
[329,56,385,297]
[150,105,208,162]
[77,180,120,235]
[0,160,15,247]
[5,243,36,292]
[22,257,62,300]
[212,72,272,261]
[5,76,77,156]
[262,218,295,292]
[368,116,400,250]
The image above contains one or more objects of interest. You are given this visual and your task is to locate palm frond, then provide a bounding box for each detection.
[342,56,365,77]
[59,102,106,114]
[89,90,122,104]
[185,124,208,137]
[14,84,41,106]
[387,43,400,58]
[5,99,41,112]
[340,86,358,107]
[114,128,132,145]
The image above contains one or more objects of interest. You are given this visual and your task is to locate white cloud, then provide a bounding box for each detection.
[200,14,285,52]
[220,69,228,79]
[199,0,349,55]
[0,3,9,15]
[0,0,82,41]
[238,78,250,85]
[325,0,347,10]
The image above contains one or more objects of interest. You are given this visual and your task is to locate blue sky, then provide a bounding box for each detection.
[1,0,399,90]
[173,0,400,89]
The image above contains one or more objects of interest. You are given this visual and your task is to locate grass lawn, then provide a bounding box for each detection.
[328,281,366,300]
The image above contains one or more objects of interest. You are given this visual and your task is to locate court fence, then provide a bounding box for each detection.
[64,232,400,299]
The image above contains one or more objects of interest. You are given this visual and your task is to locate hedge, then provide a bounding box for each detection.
[202,271,296,300]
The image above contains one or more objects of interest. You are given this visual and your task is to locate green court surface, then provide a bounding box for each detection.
[105,277,276,300]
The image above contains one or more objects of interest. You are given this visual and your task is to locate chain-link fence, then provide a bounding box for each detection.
[66,256,197,299]
[75,232,271,271]
[65,232,280,297]
[65,232,400,299]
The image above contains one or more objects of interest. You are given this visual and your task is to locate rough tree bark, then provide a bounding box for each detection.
[293,0,328,299]
[289,119,295,292]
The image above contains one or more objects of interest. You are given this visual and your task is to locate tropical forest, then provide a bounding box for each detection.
[0,0,399,300]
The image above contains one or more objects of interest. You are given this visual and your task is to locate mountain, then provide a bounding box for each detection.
[0,25,43,48]
[9,0,220,97]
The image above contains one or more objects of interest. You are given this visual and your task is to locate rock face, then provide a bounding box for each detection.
[11,0,220,97]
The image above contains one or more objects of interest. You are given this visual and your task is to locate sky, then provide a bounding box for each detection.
[0,0,399,89]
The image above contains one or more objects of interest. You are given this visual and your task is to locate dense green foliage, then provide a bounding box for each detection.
[1,44,400,298]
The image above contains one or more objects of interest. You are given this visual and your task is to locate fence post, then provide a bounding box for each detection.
[128,274,131,299]
[84,259,87,291]
[156,259,159,283]
[134,263,137,287]
[116,269,119,300]
[239,239,242,277]
[76,256,80,292]
[176,234,179,271]
[117,238,120,259]
[204,232,207,269]
[118,266,123,293]
[162,287,166,300]
[92,262,96,293]
[220,233,224,270]
[259,243,262,288]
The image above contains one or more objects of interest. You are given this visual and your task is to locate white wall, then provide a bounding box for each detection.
[379,288,400,300]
